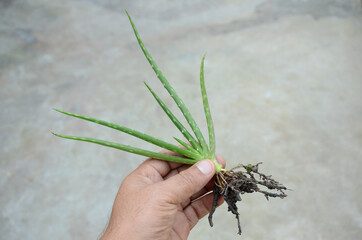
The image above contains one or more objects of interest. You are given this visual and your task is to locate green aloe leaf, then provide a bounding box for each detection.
[52,133,197,164]
[144,82,202,153]
[173,137,199,154]
[200,54,215,155]
[53,11,225,172]
[125,10,209,154]
[53,108,200,160]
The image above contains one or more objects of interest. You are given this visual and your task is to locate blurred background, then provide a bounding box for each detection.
[1,0,361,239]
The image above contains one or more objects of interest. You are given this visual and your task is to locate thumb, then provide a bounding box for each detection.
[160,159,216,204]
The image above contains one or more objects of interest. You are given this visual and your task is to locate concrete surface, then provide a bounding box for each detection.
[1,0,361,239]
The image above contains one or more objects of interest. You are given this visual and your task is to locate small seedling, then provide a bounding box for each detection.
[53,10,287,236]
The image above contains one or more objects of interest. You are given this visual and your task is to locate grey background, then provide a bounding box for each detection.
[1,0,361,239]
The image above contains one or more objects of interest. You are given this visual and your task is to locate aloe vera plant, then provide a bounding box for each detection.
[53,10,287,235]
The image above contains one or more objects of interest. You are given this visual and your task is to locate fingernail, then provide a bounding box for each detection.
[196,160,214,175]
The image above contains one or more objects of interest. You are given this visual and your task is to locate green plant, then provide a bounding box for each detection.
[53,10,287,236]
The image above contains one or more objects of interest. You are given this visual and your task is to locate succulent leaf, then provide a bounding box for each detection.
[53,11,224,172]
[125,10,209,154]
[53,108,200,159]
[200,54,215,155]
[173,137,199,154]
[52,132,197,164]
[144,82,202,153]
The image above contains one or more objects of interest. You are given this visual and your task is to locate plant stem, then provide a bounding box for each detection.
[210,155,223,173]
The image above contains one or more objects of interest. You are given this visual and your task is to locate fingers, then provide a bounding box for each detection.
[163,158,221,208]
[160,159,216,204]
[183,192,224,229]
[215,154,226,168]
[189,155,226,200]
[163,165,190,180]
[189,175,217,200]
[135,147,194,178]
[179,175,216,209]
[135,149,184,178]
[165,156,224,183]
[135,145,226,179]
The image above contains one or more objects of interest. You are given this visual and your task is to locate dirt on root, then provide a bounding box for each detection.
[208,163,287,235]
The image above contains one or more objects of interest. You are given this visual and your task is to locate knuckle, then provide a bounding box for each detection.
[178,170,198,187]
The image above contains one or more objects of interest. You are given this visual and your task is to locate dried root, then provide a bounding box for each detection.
[208,163,287,235]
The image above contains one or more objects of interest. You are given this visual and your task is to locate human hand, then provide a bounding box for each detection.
[101,150,225,240]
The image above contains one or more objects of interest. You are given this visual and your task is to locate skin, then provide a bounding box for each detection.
[101,150,225,240]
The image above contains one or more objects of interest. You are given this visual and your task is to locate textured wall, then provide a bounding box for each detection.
[1,0,361,239]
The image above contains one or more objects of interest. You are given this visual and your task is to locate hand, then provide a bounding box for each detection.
[101,150,225,240]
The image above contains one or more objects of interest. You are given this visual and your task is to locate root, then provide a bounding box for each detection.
[208,184,220,227]
[208,162,287,235]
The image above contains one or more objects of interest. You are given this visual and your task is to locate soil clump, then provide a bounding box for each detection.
[208,163,287,235]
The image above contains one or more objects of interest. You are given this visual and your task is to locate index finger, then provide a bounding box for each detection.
[135,148,226,178]
[135,148,187,177]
